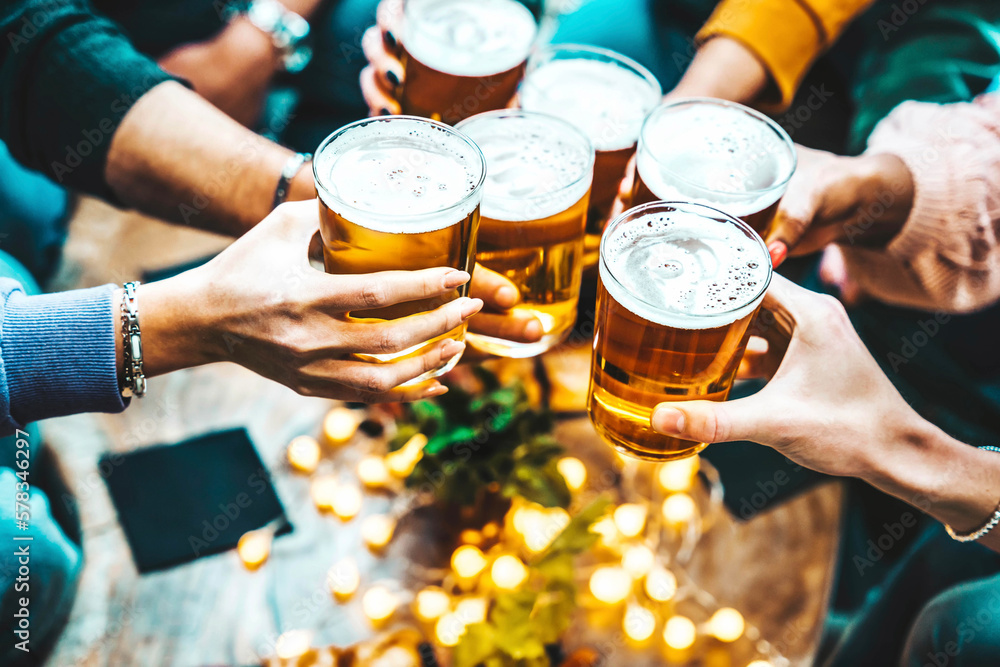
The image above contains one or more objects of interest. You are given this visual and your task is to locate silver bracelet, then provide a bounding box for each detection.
[272,152,311,210]
[944,445,1000,542]
[120,281,147,398]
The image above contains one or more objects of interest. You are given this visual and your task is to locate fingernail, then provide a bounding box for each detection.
[386,69,401,87]
[523,318,543,342]
[423,383,448,398]
[651,407,685,435]
[441,339,465,358]
[443,269,471,289]
[768,241,787,268]
[379,107,392,117]
[495,285,519,309]
[384,30,397,50]
[459,297,483,319]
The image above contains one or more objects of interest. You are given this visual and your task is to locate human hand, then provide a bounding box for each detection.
[138,200,483,402]
[649,274,924,478]
[467,265,544,347]
[766,146,914,267]
[360,0,404,116]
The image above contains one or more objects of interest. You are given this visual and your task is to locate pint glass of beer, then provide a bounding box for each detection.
[456,110,594,357]
[313,116,486,383]
[400,0,538,125]
[589,201,772,461]
[518,44,661,235]
[631,99,796,238]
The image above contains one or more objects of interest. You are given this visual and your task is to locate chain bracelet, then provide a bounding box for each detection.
[120,281,147,398]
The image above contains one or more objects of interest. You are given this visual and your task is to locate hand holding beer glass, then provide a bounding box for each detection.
[589,202,772,460]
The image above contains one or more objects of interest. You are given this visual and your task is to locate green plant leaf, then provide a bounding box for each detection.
[453,622,498,667]
[425,425,478,455]
[505,461,571,509]
[492,592,546,660]
[535,495,613,565]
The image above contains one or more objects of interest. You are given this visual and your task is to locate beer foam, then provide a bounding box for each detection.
[637,102,794,217]
[458,113,593,222]
[520,58,661,151]
[600,206,770,330]
[315,118,484,233]
[405,0,537,78]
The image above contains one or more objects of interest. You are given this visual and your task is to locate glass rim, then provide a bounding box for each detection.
[523,43,663,98]
[455,109,596,205]
[599,200,773,321]
[638,97,797,200]
[313,115,487,225]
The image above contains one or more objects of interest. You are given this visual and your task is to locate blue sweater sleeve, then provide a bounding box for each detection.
[0,279,126,434]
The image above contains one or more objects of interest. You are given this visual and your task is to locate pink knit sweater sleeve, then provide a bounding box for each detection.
[838,93,1000,314]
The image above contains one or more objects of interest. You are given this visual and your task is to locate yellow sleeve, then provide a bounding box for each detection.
[696,0,874,111]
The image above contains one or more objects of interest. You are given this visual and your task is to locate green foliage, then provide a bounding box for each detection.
[394,368,570,508]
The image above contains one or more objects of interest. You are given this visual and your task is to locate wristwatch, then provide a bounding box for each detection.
[239,0,313,73]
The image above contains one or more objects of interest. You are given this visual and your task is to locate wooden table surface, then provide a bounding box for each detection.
[38,199,843,667]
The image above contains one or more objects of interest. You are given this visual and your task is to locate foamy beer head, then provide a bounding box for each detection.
[313,116,486,382]
[400,0,538,124]
[589,201,772,461]
[519,44,661,232]
[632,99,795,237]
[456,110,594,357]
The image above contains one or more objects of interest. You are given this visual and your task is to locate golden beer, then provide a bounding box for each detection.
[313,116,486,382]
[457,110,594,357]
[518,44,661,235]
[400,0,537,125]
[589,201,772,461]
[631,99,796,238]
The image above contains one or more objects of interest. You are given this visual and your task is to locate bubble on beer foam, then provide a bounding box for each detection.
[459,115,593,222]
[601,208,770,330]
[316,119,482,233]
[520,59,660,151]
[405,0,537,78]
[637,104,794,217]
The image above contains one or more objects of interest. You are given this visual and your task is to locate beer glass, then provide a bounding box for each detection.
[400,0,538,125]
[456,110,594,357]
[518,44,661,235]
[631,98,796,238]
[589,201,772,461]
[313,116,486,383]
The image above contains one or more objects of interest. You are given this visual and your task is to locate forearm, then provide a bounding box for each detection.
[670,37,768,105]
[106,82,315,236]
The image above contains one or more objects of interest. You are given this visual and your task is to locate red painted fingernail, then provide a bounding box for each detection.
[768,241,787,268]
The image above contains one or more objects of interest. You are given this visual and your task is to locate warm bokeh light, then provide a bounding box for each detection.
[490,555,528,590]
[310,475,339,510]
[662,493,697,524]
[709,607,745,642]
[516,506,570,553]
[622,544,655,578]
[357,455,390,488]
[591,516,620,547]
[663,615,697,650]
[237,529,272,570]
[747,661,774,667]
[459,529,483,546]
[414,587,451,622]
[323,407,359,444]
[657,456,699,492]
[386,433,427,478]
[327,558,360,601]
[435,613,466,647]
[331,484,363,521]
[362,586,398,624]
[451,545,488,579]
[275,630,312,659]
[644,567,678,602]
[481,522,500,539]
[556,456,587,491]
[286,435,320,473]
[455,597,489,624]
[623,604,656,642]
[361,514,396,551]
[589,566,631,605]
[613,503,647,538]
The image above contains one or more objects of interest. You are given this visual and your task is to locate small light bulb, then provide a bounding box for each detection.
[644,567,677,602]
[614,503,647,538]
[521,508,569,553]
[454,596,488,624]
[490,555,528,590]
[623,604,656,642]
[310,475,339,510]
[361,514,396,551]
[747,661,774,667]
[327,558,360,601]
[663,615,697,650]
[658,457,699,492]
[237,529,272,570]
[385,433,427,478]
[275,629,312,659]
[556,456,587,492]
[435,613,466,647]
[286,435,320,473]
[357,455,390,488]
[662,493,697,524]
[331,484,363,521]
[591,516,620,546]
[589,566,631,605]
[362,585,398,624]
[323,407,359,445]
[622,544,655,578]
[451,545,487,579]
[414,587,451,622]
[709,607,745,642]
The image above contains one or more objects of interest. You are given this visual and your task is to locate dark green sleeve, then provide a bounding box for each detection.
[0,0,177,197]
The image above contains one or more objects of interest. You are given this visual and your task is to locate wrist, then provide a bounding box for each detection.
[137,275,221,376]
[670,36,769,105]
[847,153,915,247]
[288,166,317,203]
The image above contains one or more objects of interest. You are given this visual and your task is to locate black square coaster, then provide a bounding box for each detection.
[102,428,292,573]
